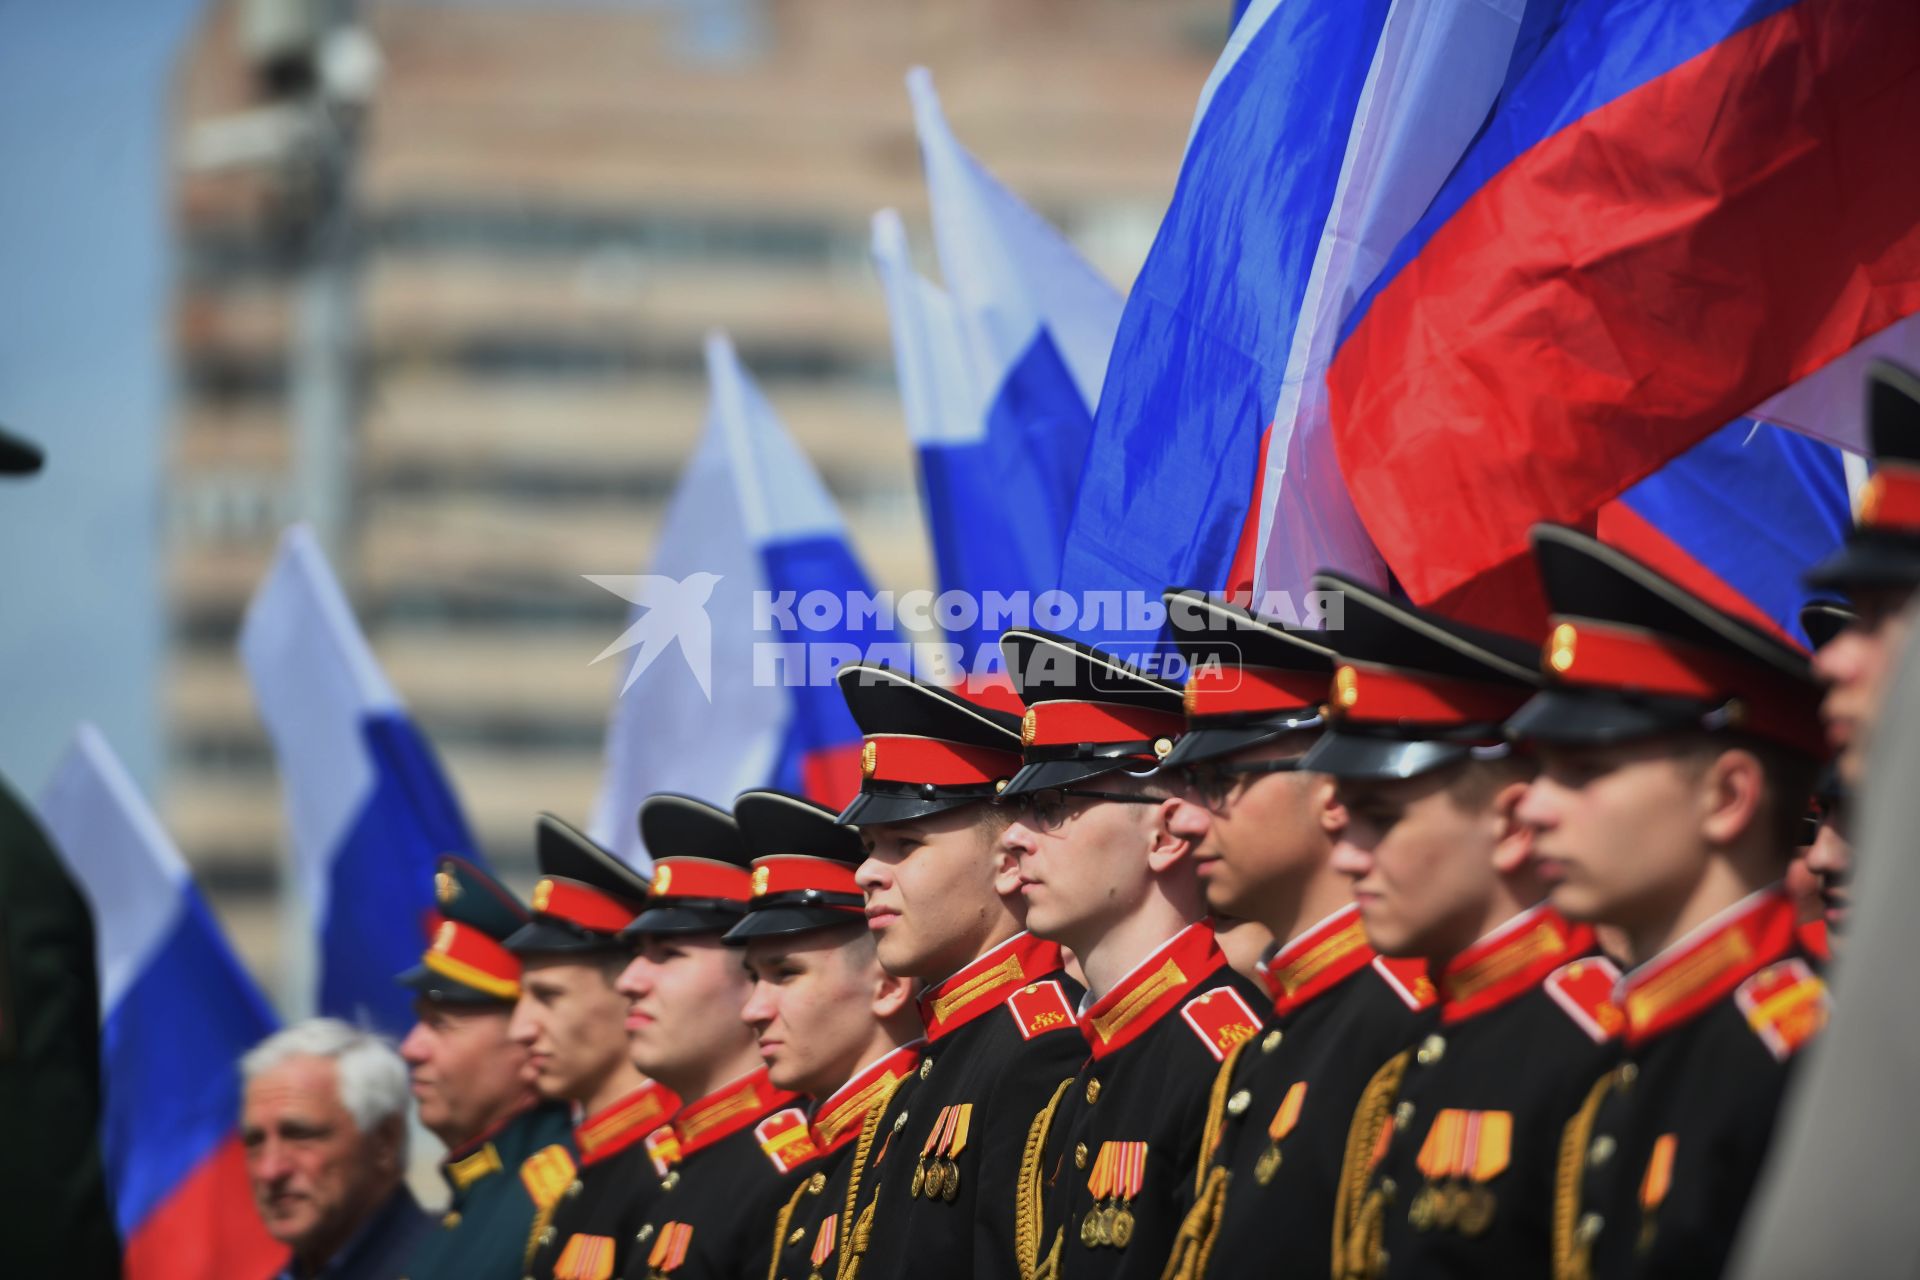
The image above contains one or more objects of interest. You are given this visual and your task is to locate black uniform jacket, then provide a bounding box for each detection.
[524,1079,678,1280]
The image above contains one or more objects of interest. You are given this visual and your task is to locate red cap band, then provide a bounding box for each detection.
[532,877,641,933]
[1857,462,1920,533]
[860,736,1022,787]
[1183,664,1328,719]
[1331,663,1529,727]
[749,855,862,899]
[423,919,521,999]
[1020,700,1186,750]
[649,857,753,904]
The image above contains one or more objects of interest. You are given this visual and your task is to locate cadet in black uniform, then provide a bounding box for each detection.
[618,796,812,1280]
[398,856,574,1280]
[829,664,1087,1280]
[1154,590,1435,1280]
[1302,576,1620,1280]
[727,790,923,1280]
[1510,525,1831,1280]
[998,628,1268,1280]
[507,816,677,1280]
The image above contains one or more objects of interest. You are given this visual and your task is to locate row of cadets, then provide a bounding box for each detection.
[729,790,924,1280]
[827,664,1088,1280]
[396,854,574,1280]
[1516,527,1830,1280]
[504,816,677,1280]
[1154,591,1435,1280]
[1310,575,1620,1280]
[994,628,1268,1280]
[619,797,813,1280]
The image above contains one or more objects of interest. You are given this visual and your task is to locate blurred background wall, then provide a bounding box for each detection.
[11,0,1225,991]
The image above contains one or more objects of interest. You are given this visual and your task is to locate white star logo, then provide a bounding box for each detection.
[583,572,723,700]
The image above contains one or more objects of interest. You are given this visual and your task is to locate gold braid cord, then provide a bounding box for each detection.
[766,1179,815,1280]
[1552,1073,1614,1280]
[1159,1164,1232,1280]
[521,1187,562,1268]
[1330,1050,1410,1280]
[1194,1039,1251,1200]
[835,1078,904,1280]
[1016,1077,1078,1280]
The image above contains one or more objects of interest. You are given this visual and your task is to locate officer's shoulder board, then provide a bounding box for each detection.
[1371,955,1439,1011]
[755,1106,820,1174]
[1005,979,1076,1040]
[1734,958,1829,1061]
[1542,956,1625,1044]
[520,1143,576,1210]
[1179,986,1261,1062]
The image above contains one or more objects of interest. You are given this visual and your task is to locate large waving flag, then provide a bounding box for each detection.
[240,524,478,1035]
[589,332,892,864]
[38,725,284,1280]
[1055,0,1535,634]
[871,69,1119,664]
[1329,0,1920,614]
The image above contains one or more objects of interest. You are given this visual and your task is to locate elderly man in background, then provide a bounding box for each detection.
[242,1018,429,1280]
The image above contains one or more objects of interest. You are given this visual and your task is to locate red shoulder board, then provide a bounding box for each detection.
[1179,987,1262,1062]
[1542,956,1625,1043]
[1006,979,1077,1041]
[644,1126,683,1177]
[755,1106,819,1174]
[1372,956,1438,1011]
[1734,959,1829,1061]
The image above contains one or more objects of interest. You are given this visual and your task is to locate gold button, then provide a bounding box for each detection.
[1588,1135,1616,1167]
[1261,1030,1283,1054]
[1074,1143,1089,1169]
[1416,1034,1446,1066]
[637,1224,655,1244]
[1394,1101,1415,1129]
[1616,1062,1639,1088]
[1577,1213,1604,1245]
[920,1059,934,1080]
[1085,1079,1102,1104]
[1380,1178,1398,1203]
[539,1228,555,1246]
[663,1171,681,1191]
[894,1112,910,1131]
[1226,1090,1252,1117]
[567,1179,583,1198]
[809,1172,827,1194]
[789,1228,806,1245]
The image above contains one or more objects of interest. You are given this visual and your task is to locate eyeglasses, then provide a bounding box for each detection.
[1005,787,1164,834]
[1176,758,1307,808]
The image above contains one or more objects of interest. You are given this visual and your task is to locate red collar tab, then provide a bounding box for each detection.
[749,855,861,901]
[423,918,521,1000]
[1797,918,1832,965]
[1019,700,1187,761]
[532,877,642,934]
[650,857,753,905]
[444,1095,538,1165]
[1262,906,1377,1016]
[576,1080,679,1168]
[1081,922,1229,1060]
[1436,906,1593,1025]
[670,1068,801,1159]
[919,933,1065,1042]
[1621,888,1799,1046]
[811,1043,922,1154]
[1545,620,1824,754]
[1184,663,1329,722]
[1331,662,1530,730]
[860,735,1024,789]
[1857,462,1920,533]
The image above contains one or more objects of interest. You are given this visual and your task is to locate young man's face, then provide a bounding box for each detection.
[855,805,1012,981]
[617,933,756,1091]
[1000,780,1160,953]
[1164,737,1337,923]
[1812,588,1915,788]
[1330,767,1503,960]
[741,926,888,1097]
[506,956,632,1104]
[1518,740,1713,932]
[1800,806,1851,933]
[399,1000,531,1146]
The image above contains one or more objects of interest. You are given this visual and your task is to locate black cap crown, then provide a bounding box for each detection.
[1161,588,1334,768]
[835,664,1025,825]
[623,795,755,938]
[397,856,530,1004]
[1806,360,1920,593]
[998,628,1186,795]
[724,790,868,943]
[503,815,651,956]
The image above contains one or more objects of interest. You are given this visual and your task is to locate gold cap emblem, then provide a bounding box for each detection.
[1334,666,1360,709]
[532,879,553,913]
[1153,737,1174,759]
[1182,681,1200,716]
[651,864,673,896]
[994,777,1009,793]
[1549,623,1579,674]
[751,866,770,897]
[1859,470,1886,524]
[860,740,878,778]
[1021,708,1039,746]
[434,868,458,905]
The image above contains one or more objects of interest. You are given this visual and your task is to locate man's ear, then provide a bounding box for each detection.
[1146,796,1191,874]
[1311,774,1348,836]
[1489,779,1537,875]
[871,968,917,1021]
[1699,748,1766,848]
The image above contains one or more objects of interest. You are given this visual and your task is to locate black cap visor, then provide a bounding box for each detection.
[503,917,633,957]
[1159,708,1323,770]
[1803,534,1920,595]
[394,962,515,1006]
[722,902,867,944]
[1504,686,1716,749]
[620,902,749,940]
[999,755,1153,798]
[838,784,999,827]
[1298,730,1474,782]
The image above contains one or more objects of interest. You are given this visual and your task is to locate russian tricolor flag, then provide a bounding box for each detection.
[871,68,1118,666]
[38,725,285,1280]
[1328,0,1920,613]
[589,332,893,865]
[240,524,479,1035]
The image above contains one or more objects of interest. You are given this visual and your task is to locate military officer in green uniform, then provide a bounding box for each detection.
[398,855,573,1279]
